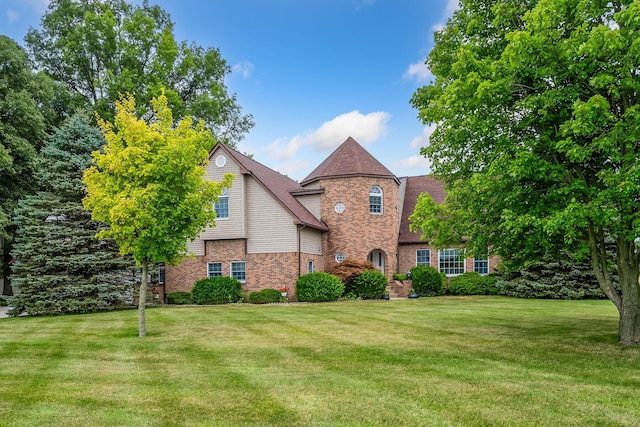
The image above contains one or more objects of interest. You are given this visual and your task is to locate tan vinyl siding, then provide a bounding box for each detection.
[302,181,321,190]
[295,194,321,220]
[200,149,245,239]
[186,239,205,256]
[246,178,298,253]
[299,227,323,255]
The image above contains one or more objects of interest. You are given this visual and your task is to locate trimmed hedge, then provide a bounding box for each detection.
[166,291,192,305]
[191,276,243,305]
[393,273,407,281]
[296,272,344,302]
[448,272,498,295]
[410,265,445,297]
[353,269,387,299]
[248,288,282,304]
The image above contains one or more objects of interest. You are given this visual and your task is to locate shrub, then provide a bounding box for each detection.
[353,269,387,299]
[325,259,376,294]
[448,272,498,295]
[296,272,344,302]
[393,273,407,281]
[410,265,445,297]
[248,288,282,304]
[166,291,191,305]
[191,276,243,305]
[497,260,614,299]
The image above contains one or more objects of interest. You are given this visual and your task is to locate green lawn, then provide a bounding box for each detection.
[0,297,639,426]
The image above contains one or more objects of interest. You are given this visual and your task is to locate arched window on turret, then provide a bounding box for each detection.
[369,185,382,214]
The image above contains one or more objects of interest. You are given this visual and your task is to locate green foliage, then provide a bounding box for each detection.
[0,35,67,240]
[26,0,253,145]
[497,260,613,300]
[0,296,7,306]
[325,258,376,295]
[353,270,387,299]
[448,272,498,296]
[393,273,407,281]
[9,113,137,316]
[410,0,640,343]
[82,93,233,336]
[410,265,445,297]
[295,272,344,303]
[191,276,243,305]
[166,291,191,305]
[248,288,282,304]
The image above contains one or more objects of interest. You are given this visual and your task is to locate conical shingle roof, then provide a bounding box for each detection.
[300,137,399,186]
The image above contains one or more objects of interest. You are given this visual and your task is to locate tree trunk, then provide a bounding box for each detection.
[139,262,148,338]
[617,265,640,345]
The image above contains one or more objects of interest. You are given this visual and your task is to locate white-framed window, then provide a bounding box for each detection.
[335,252,346,263]
[438,249,465,276]
[474,256,489,275]
[214,189,229,219]
[334,202,345,214]
[231,261,246,282]
[369,185,382,214]
[308,261,314,272]
[158,264,165,284]
[207,262,222,278]
[416,249,430,266]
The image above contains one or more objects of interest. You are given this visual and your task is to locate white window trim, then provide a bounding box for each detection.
[207,262,223,278]
[416,249,431,267]
[438,249,466,277]
[230,261,246,283]
[335,252,346,263]
[308,260,314,273]
[369,185,383,215]
[214,189,230,220]
[474,256,489,275]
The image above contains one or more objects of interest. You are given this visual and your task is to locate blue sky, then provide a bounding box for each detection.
[3,0,457,181]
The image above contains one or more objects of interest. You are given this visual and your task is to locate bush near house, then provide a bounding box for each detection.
[166,291,192,305]
[410,265,445,297]
[248,289,282,304]
[191,277,243,305]
[353,270,387,299]
[296,272,344,302]
[325,259,376,295]
[448,272,499,295]
[393,273,407,281]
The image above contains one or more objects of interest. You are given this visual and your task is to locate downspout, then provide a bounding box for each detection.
[298,224,306,278]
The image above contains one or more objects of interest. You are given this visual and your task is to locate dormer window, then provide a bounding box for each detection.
[369,186,382,214]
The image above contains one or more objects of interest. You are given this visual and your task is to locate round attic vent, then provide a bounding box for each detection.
[215,155,226,167]
[334,202,345,213]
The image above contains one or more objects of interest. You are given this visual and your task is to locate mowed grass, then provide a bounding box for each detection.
[1,297,639,426]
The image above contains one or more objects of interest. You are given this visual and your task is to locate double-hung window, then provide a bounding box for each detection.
[369,186,382,214]
[438,249,465,276]
[416,249,430,266]
[231,261,246,282]
[214,189,229,219]
[207,262,222,278]
[474,256,489,275]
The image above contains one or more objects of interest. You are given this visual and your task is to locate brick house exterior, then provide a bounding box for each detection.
[162,137,498,299]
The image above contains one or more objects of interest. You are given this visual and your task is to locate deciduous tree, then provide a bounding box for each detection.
[26,0,253,146]
[410,0,640,344]
[83,93,233,337]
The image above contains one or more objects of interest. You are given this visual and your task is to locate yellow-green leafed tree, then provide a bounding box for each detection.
[83,93,233,337]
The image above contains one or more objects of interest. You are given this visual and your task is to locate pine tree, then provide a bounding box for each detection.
[10,113,137,315]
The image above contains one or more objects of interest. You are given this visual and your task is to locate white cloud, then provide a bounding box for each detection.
[273,159,313,180]
[7,9,18,23]
[409,124,437,149]
[432,0,459,31]
[25,0,50,13]
[232,60,255,79]
[403,59,432,83]
[390,155,431,174]
[266,110,390,160]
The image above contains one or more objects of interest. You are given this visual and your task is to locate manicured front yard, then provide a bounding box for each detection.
[1,297,638,426]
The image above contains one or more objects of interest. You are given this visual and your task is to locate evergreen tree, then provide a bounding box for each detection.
[10,113,137,316]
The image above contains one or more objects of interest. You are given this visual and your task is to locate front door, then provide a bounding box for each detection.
[367,250,385,274]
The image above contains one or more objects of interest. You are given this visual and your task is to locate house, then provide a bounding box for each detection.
[163,137,497,298]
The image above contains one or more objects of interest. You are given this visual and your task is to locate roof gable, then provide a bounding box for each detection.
[211,143,328,232]
[300,137,399,186]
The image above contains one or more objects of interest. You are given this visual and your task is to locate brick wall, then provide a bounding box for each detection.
[164,238,324,299]
[318,176,400,280]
